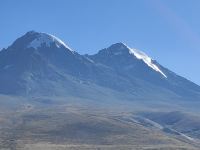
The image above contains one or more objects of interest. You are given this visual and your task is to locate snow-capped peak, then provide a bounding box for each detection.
[27,32,73,51]
[123,43,167,78]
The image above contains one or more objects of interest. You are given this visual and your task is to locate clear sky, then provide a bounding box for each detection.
[1,0,200,85]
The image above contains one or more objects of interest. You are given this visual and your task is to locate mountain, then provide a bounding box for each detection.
[1,31,200,150]
[0,31,200,102]
[0,31,121,96]
[88,42,200,101]
[0,31,87,95]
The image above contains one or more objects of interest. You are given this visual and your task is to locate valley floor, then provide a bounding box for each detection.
[0,96,200,150]
[17,143,199,150]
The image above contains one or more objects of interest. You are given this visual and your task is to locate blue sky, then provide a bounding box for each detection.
[1,0,200,85]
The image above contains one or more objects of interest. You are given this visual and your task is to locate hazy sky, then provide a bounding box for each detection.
[1,0,200,85]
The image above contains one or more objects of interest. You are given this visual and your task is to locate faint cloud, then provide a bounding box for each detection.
[149,0,200,52]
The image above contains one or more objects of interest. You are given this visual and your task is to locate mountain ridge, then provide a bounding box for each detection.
[0,31,200,102]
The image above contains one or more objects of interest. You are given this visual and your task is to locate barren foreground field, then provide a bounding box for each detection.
[0,96,199,150]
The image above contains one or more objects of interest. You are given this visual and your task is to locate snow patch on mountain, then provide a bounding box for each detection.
[124,44,167,78]
[28,32,73,51]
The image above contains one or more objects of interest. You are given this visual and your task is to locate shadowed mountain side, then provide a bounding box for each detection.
[1,32,200,103]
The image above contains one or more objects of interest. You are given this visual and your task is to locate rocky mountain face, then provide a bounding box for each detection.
[89,42,200,100]
[1,31,200,150]
[0,31,200,102]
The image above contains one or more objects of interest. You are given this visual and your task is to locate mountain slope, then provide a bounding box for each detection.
[1,31,200,150]
[0,32,134,96]
[0,31,200,102]
[88,42,200,101]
